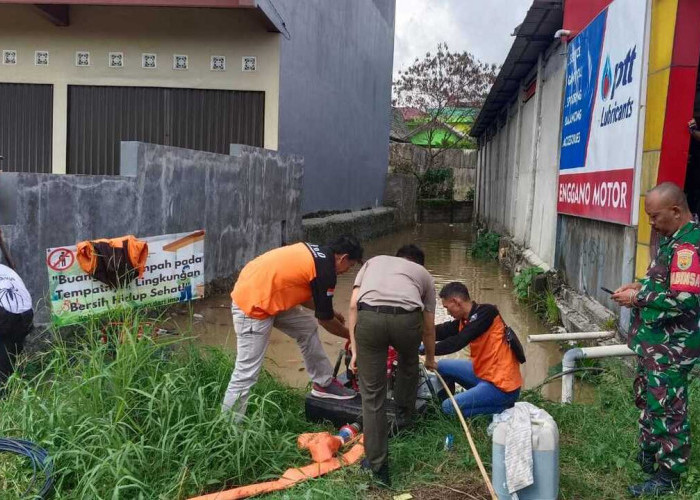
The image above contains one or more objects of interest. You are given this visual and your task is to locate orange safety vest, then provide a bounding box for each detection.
[461,314,522,392]
[76,235,148,289]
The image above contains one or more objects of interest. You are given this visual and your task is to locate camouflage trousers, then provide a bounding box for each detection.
[634,360,692,474]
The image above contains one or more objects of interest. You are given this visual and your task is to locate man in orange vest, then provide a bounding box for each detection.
[431,282,522,417]
[222,235,364,420]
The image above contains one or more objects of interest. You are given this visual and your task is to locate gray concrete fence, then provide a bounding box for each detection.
[0,142,303,322]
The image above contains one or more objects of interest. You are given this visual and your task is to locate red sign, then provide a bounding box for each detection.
[47,247,75,271]
[557,169,635,225]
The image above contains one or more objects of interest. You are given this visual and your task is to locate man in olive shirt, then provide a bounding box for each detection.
[348,244,437,486]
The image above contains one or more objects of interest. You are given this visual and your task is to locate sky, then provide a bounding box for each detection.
[393,0,533,79]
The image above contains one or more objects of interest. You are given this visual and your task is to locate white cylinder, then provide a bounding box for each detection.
[561,345,635,403]
[527,331,614,343]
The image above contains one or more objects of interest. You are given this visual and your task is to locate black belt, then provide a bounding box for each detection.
[358,302,420,315]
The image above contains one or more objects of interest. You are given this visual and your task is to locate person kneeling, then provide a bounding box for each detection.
[432,282,522,418]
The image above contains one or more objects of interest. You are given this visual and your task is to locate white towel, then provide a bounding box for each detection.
[488,402,554,499]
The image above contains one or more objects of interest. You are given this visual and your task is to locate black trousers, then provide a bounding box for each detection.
[355,309,423,472]
[0,308,33,385]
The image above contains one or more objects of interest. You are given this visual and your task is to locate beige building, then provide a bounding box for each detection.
[0,0,397,212]
[0,1,283,175]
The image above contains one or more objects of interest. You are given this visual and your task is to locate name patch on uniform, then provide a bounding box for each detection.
[670,243,700,293]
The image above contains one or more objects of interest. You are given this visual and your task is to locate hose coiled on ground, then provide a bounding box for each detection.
[0,438,53,498]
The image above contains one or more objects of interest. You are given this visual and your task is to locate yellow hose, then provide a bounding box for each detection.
[431,369,498,500]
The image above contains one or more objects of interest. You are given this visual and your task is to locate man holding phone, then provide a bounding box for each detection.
[612,182,700,497]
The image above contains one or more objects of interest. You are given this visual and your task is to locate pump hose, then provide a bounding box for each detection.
[0,438,54,498]
[431,369,498,500]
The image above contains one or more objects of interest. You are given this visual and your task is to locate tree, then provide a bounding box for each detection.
[393,43,498,195]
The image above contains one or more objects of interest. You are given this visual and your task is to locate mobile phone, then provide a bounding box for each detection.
[600,287,614,295]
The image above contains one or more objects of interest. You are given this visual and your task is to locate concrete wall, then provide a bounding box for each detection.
[476,42,638,316]
[274,0,396,212]
[388,142,477,201]
[0,4,281,171]
[302,208,397,245]
[476,43,564,267]
[417,201,473,223]
[555,214,636,318]
[383,172,418,226]
[0,142,302,321]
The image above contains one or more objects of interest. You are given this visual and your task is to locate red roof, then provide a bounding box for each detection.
[398,107,426,121]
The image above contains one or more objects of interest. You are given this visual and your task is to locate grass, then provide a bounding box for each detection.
[2,313,700,499]
[469,231,501,260]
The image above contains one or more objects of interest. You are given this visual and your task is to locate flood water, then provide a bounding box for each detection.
[170,223,590,402]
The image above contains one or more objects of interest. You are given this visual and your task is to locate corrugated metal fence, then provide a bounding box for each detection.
[0,83,53,173]
[67,86,265,175]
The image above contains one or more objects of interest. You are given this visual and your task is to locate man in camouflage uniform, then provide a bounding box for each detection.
[613,182,700,496]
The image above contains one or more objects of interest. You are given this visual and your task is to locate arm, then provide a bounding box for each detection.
[348,287,360,372]
[318,317,350,339]
[635,288,700,321]
[421,311,437,370]
[434,306,497,356]
[435,320,460,340]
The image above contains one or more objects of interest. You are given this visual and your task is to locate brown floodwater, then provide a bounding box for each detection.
[167,223,592,402]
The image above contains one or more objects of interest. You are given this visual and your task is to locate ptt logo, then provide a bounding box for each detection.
[601,46,637,101]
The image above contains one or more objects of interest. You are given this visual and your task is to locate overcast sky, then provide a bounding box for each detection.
[393,0,533,79]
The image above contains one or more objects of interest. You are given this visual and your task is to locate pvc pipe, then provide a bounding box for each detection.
[561,345,634,403]
[528,331,615,343]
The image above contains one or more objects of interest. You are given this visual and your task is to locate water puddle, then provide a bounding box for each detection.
[167,224,593,402]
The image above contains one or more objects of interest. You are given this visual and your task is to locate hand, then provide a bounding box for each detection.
[423,357,438,371]
[613,282,641,294]
[334,310,346,325]
[689,119,697,131]
[612,288,638,308]
[350,352,357,374]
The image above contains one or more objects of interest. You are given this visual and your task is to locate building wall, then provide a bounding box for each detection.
[0,5,281,173]
[0,142,302,322]
[635,0,700,278]
[274,0,396,212]
[476,45,564,267]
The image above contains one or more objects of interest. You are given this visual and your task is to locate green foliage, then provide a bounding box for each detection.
[513,266,545,301]
[469,231,501,260]
[513,267,562,325]
[0,314,313,499]
[602,316,619,332]
[543,290,560,325]
[419,168,453,199]
[465,185,475,201]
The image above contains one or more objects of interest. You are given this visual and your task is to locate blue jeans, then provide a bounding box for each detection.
[438,359,520,418]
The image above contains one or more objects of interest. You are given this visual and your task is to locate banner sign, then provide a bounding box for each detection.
[47,230,205,326]
[557,0,646,225]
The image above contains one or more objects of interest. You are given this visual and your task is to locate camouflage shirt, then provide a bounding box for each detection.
[628,221,700,368]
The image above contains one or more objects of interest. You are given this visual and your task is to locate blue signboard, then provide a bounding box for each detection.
[559,10,607,170]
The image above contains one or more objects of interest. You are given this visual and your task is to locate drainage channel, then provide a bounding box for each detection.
[171,223,594,402]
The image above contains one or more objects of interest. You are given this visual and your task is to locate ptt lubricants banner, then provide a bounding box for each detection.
[557,0,647,225]
[46,230,205,326]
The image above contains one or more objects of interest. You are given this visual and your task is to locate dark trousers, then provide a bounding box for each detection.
[355,309,422,472]
[0,309,33,385]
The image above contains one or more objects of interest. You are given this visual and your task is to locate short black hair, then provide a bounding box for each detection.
[439,282,470,300]
[328,234,364,262]
[396,244,425,265]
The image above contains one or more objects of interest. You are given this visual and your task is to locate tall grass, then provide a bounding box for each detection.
[0,313,313,499]
[3,311,700,499]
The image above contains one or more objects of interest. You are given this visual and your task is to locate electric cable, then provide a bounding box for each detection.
[0,438,53,498]
[530,367,607,393]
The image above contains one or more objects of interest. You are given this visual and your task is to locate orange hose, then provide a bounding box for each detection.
[187,435,364,500]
